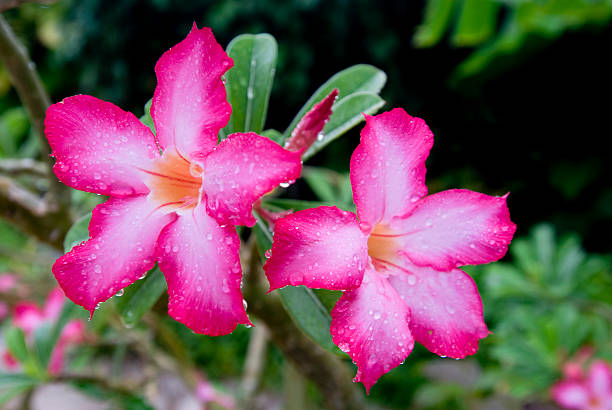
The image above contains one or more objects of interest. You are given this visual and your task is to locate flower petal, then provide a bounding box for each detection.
[391,189,516,271]
[202,132,302,226]
[43,288,66,320]
[45,95,159,196]
[263,206,368,292]
[588,360,612,399]
[387,261,489,358]
[152,24,232,158]
[53,196,175,315]
[331,269,414,393]
[350,108,433,229]
[156,203,251,335]
[13,302,43,335]
[552,381,590,409]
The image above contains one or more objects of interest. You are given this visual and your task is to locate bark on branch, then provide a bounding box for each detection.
[243,240,366,410]
[0,15,71,249]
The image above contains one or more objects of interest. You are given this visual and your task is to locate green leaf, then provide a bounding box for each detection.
[3,327,29,364]
[283,64,386,143]
[413,0,458,47]
[261,198,334,212]
[139,98,155,135]
[63,214,92,252]
[260,129,283,145]
[452,0,500,47]
[252,218,336,353]
[222,33,278,136]
[116,267,167,327]
[303,92,385,161]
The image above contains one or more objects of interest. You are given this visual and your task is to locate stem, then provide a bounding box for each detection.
[0,158,48,177]
[0,15,72,249]
[0,0,54,12]
[243,239,365,410]
[240,320,268,404]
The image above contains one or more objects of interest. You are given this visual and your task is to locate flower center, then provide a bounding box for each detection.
[367,224,402,271]
[142,150,202,213]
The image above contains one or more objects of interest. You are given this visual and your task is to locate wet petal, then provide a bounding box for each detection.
[53,196,176,315]
[350,108,433,229]
[156,203,251,335]
[202,132,302,226]
[284,89,338,152]
[45,95,159,196]
[331,269,414,393]
[264,206,368,292]
[152,24,232,158]
[387,261,489,358]
[552,381,590,409]
[391,189,516,271]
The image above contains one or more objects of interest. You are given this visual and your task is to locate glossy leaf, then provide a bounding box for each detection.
[116,267,167,327]
[282,64,386,143]
[252,218,336,353]
[222,33,278,136]
[63,213,92,252]
[302,92,385,161]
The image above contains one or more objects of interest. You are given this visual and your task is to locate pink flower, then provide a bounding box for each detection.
[264,108,516,391]
[45,25,302,335]
[195,374,236,409]
[0,273,17,292]
[552,360,612,410]
[3,287,85,374]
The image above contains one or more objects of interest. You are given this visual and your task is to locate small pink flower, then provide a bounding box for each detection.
[0,273,17,292]
[4,287,86,374]
[45,25,302,335]
[264,108,516,391]
[552,359,612,410]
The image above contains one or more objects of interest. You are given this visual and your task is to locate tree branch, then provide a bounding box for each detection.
[0,158,48,177]
[0,15,72,248]
[243,239,366,410]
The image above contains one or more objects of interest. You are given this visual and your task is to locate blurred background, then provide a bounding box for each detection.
[1,0,611,409]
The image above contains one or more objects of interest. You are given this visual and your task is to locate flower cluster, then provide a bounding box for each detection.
[264,108,516,391]
[2,287,85,374]
[553,358,612,410]
[45,25,301,335]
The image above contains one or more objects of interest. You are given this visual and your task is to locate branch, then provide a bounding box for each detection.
[0,0,54,13]
[0,15,72,248]
[0,158,48,177]
[243,239,365,410]
[0,175,69,249]
[241,321,268,404]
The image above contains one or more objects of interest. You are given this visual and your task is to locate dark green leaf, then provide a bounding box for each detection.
[252,218,336,353]
[222,33,278,136]
[282,64,386,143]
[116,267,167,327]
[413,0,458,47]
[302,92,385,161]
[63,214,92,252]
[261,198,334,212]
[452,0,500,46]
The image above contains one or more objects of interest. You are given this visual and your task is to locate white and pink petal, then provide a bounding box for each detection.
[45,95,159,196]
[53,196,175,315]
[202,132,302,227]
[152,24,232,158]
[264,206,368,292]
[156,203,250,336]
[350,108,433,229]
[391,189,516,271]
[387,261,489,359]
[331,269,414,393]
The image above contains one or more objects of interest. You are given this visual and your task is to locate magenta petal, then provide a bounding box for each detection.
[588,360,612,399]
[263,206,368,291]
[53,196,176,314]
[331,270,414,393]
[45,95,159,196]
[552,381,590,409]
[350,108,433,228]
[387,261,489,358]
[202,132,302,226]
[284,89,338,152]
[156,203,251,335]
[152,24,232,158]
[392,189,516,271]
